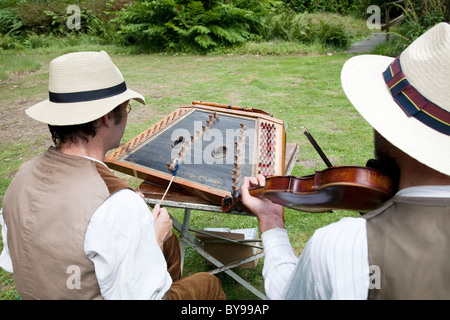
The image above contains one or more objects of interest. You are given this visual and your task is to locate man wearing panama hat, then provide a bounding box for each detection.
[0,51,225,300]
[242,22,450,299]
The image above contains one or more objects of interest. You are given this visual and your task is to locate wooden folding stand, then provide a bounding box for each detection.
[105,101,299,299]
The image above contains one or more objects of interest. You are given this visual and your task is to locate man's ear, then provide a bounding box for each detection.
[102,111,115,128]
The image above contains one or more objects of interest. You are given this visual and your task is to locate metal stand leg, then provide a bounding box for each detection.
[178,208,191,275]
[170,209,267,300]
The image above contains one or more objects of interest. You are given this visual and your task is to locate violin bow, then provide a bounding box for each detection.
[302,126,333,168]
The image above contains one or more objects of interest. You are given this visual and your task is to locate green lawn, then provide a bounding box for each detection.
[0,48,371,300]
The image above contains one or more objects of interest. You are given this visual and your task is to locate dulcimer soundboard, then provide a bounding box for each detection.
[105,101,286,206]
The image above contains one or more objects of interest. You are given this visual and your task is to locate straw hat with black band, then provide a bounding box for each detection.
[26,50,145,126]
[341,22,450,177]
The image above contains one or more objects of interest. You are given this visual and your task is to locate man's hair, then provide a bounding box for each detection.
[48,103,125,147]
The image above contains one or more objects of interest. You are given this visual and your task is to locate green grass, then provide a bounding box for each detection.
[0,43,373,300]
[0,54,41,81]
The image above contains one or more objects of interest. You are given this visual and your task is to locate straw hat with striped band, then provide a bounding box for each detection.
[341,22,450,176]
[26,51,145,126]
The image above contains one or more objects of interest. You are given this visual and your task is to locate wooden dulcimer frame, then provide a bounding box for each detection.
[105,101,286,207]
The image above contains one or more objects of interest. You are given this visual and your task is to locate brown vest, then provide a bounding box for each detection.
[2,148,131,299]
[364,195,450,299]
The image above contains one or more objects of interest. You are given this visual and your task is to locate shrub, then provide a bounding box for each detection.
[0,0,371,53]
[112,0,269,53]
[16,0,67,34]
[283,0,365,15]
[0,7,22,35]
[374,0,449,57]
[262,11,366,50]
[0,0,128,36]
[409,0,449,28]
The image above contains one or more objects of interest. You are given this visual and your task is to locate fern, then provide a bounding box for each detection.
[187,1,205,18]
[195,34,216,48]
[112,0,269,53]
[0,8,21,35]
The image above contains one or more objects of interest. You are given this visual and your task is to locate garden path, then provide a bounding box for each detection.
[347,32,386,54]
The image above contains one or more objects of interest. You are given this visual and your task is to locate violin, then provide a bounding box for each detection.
[221,127,397,214]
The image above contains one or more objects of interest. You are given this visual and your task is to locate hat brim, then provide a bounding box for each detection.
[341,54,450,176]
[26,89,145,126]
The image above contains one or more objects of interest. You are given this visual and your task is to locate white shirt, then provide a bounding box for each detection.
[0,159,172,300]
[261,185,450,300]
[84,189,172,299]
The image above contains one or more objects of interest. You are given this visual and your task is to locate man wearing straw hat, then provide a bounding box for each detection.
[0,51,225,300]
[242,22,450,299]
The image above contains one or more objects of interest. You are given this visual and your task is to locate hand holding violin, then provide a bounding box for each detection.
[222,128,396,217]
[241,175,285,233]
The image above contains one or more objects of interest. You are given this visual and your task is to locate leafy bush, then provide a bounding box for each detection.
[0,7,22,35]
[113,0,367,53]
[112,0,270,53]
[0,0,129,50]
[0,0,128,36]
[283,0,365,15]
[0,0,370,53]
[408,0,449,28]
[262,10,366,49]
[373,0,449,57]
[16,0,67,34]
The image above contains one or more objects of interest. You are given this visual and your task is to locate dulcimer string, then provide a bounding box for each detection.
[159,111,216,205]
